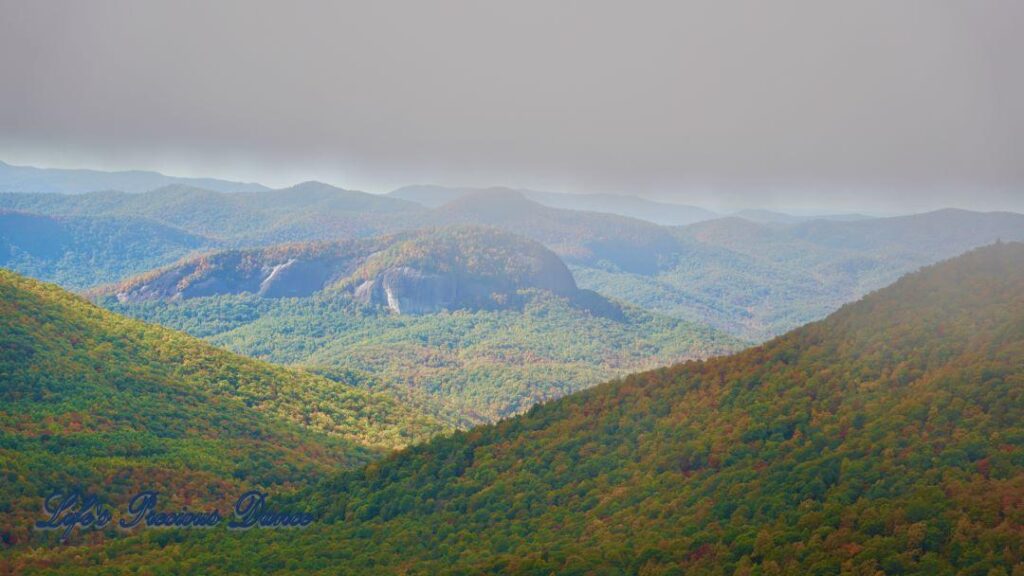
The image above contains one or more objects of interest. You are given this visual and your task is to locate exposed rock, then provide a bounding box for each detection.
[102,226,625,321]
[354,267,457,314]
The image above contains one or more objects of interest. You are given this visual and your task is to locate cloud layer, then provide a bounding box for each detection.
[1,0,1021,211]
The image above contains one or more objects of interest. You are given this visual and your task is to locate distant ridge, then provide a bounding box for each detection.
[0,159,269,194]
[733,208,876,224]
[430,188,682,274]
[392,184,719,226]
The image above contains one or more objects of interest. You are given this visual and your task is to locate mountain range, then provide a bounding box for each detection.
[4,178,1022,343]
[2,161,1023,574]
[8,240,1021,574]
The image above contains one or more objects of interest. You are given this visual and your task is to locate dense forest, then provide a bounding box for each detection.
[0,270,445,549]
[7,242,1021,574]
[108,289,740,427]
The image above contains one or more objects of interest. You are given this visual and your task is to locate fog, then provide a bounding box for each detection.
[1,0,1021,212]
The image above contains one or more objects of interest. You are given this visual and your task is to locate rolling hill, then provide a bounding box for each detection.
[0,181,424,247]
[13,241,1022,574]
[0,269,445,547]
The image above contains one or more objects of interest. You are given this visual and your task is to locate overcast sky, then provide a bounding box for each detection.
[1,0,1021,213]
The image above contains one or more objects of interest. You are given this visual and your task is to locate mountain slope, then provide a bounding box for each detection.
[0,210,216,288]
[0,159,268,194]
[0,270,445,546]
[34,242,1023,574]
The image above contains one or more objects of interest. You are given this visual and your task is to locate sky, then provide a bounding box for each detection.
[0,0,1022,213]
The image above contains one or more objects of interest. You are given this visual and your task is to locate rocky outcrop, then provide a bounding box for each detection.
[347,228,585,314]
[108,245,363,303]
[354,267,458,314]
[101,226,625,321]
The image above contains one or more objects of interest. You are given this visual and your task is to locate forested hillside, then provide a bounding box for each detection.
[18,242,1020,574]
[0,270,445,547]
[108,290,740,427]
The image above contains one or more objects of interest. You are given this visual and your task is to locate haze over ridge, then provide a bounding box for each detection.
[1,0,1021,213]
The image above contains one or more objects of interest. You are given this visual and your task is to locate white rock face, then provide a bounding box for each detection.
[357,266,458,314]
[258,259,297,294]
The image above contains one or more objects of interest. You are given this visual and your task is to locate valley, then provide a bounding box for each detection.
[9,237,1022,574]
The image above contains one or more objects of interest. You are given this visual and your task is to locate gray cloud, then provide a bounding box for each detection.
[0,0,1021,212]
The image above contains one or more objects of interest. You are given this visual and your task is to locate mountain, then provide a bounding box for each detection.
[431,189,682,274]
[17,243,1023,574]
[0,210,216,288]
[99,238,374,303]
[96,227,741,425]
[6,179,1021,343]
[99,227,606,315]
[392,184,719,226]
[0,269,445,547]
[346,228,582,314]
[0,159,269,194]
[577,209,1024,340]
